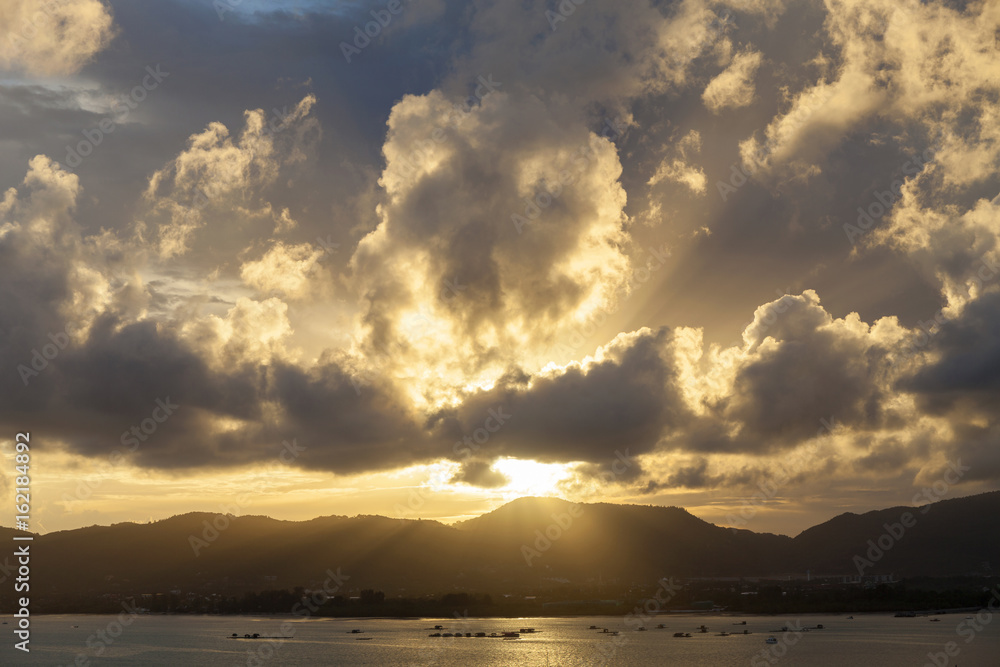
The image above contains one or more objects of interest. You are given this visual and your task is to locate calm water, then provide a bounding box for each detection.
[1,612,998,666]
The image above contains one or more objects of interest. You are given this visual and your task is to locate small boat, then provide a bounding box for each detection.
[589,625,598,630]
[428,633,441,637]
[816,624,824,629]
[356,637,373,641]
[501,632,519,638]
[716,632,730,636]
[733,621,746,625]
[475,632,486,637]
[442,633,454,637]
[349,629,363,634]
[503,637,520,640]
[846,616,854,619]
[765,637,778,644]
[930,618,941,622]
[742,630,752,635]
[698,625,708,633]
[673,632,690,637]
[637,627,647,631]
[519,627,536,633]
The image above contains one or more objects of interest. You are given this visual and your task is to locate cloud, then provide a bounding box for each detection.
[648,130,707,193]
[141,95,320,260]
[240,242,325,300]
[449,460,510,488]
[702,49,763,112]
[0,0,116,75]
[348,89,632,404]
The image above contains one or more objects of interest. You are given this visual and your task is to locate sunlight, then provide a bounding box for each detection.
[492,458,576,499]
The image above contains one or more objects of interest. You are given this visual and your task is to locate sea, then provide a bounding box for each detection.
[1,612,997,666]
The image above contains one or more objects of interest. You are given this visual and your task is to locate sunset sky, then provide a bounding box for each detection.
[1,0,999,536]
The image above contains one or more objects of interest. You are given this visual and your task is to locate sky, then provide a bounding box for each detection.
[1,0,999,537]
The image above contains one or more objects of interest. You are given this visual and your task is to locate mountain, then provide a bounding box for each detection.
[2,491,997,611]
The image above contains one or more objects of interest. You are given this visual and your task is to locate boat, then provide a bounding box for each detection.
[765,637,778,644]
[930,618,941,622]
[501,632,519,638]
[356,637,373,641]
[716,632,730,636]
[475,632,486,637]
[637,627,647,631]
[846,616,854,619]
[816,624,824,629]
[428,633,441,637]
[349,629,363,634]
[433,625,443,630]
[733,621,746,625]
[698,625,708,633]
[673,632,691,638]
[589,625,598,629]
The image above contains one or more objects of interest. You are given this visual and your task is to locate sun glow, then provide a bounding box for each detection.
[491,458,576,499]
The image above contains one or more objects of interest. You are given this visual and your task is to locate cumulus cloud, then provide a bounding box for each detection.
[0,0,116,75]
[141,95,320,260]
[349,89,632,404]
[240,242,325,300]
